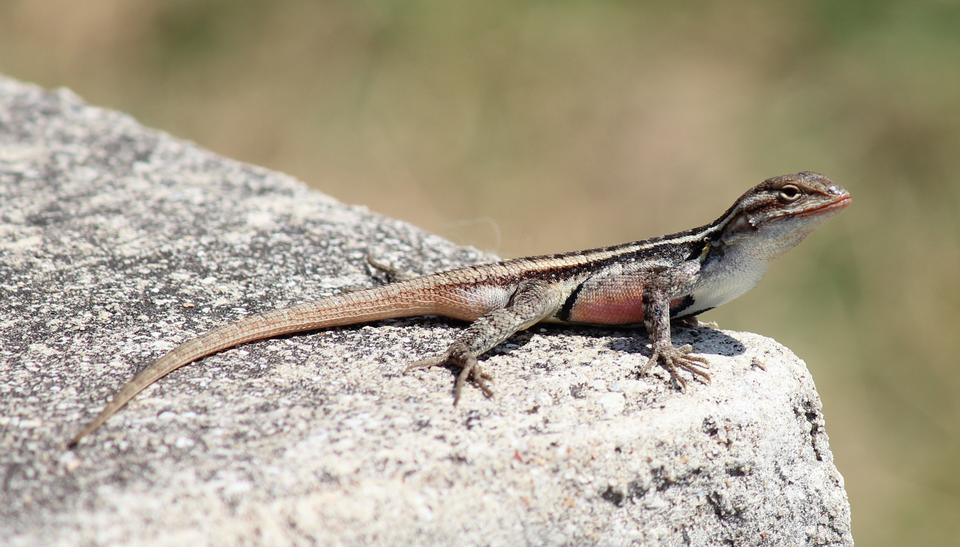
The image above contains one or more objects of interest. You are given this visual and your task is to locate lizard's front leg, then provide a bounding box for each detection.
[406,280,564,404]
[639,287,711,390]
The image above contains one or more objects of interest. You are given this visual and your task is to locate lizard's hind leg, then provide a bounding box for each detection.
[365,252,422,283]
[405,280,563,404]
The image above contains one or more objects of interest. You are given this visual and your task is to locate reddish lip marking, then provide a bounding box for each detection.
[796,194,852,218]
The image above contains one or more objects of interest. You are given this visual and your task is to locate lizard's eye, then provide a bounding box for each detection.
[778,184,801,202]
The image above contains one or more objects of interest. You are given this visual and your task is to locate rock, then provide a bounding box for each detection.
[0,75,852,546]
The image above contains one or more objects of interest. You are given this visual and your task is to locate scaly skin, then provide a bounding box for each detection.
[68,171,850,447]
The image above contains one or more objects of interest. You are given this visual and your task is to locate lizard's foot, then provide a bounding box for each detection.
[639,344,711,390]
[675,316,719,329]
[365,252,417,283]
[405,352,494,404]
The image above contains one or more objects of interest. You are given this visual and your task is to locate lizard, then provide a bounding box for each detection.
[67,171,851,447]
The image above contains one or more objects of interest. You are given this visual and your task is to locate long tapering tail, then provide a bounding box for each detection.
[67,283,441,448]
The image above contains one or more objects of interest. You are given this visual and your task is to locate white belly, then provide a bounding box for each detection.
[685,249,767,316]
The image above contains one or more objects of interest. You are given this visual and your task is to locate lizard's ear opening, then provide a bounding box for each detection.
[724,213,756,238]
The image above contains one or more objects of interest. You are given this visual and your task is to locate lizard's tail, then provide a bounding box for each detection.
[67,283,441,448]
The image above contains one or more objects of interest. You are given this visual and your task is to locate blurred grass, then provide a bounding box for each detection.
[2,1,959,544]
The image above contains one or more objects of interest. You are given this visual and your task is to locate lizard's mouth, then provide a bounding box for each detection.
[795,194,852,218]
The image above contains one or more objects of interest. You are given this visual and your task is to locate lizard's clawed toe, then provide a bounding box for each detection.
[640,344,712,390]
[404,355,446,372]
[405,352,495,404]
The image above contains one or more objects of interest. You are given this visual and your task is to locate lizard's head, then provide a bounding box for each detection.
[718,171,851,258]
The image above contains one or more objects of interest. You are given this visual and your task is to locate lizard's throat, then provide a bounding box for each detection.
[718,215,818,260]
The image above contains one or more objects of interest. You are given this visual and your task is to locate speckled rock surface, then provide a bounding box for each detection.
[0,75,852,546]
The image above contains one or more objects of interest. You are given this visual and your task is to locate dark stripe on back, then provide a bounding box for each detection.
[515,222,725,278]
[431,218,728,288]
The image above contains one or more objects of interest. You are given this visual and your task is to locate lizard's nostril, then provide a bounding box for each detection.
[827,184,848,197]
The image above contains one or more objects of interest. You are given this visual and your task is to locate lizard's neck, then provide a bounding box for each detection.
[688,239,769,313]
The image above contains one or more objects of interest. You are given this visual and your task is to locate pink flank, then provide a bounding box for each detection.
[567,284,646,325]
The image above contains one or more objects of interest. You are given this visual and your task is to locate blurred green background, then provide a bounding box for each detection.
[2,1,958,543]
